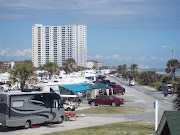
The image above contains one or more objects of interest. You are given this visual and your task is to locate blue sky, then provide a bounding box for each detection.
[0,0,180,68]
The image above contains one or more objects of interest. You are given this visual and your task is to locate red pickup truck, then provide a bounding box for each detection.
[109,84,125,95]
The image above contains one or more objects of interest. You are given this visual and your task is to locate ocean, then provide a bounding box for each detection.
[138,68,180,76]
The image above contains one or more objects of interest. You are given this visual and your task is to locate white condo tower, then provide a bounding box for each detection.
[32,24,87,67]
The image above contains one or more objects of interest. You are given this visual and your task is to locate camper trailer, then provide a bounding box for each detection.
[0,92,65,128]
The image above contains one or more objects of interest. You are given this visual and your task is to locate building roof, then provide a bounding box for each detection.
[156,111,180,135]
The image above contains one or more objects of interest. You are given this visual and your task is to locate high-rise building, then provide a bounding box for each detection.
[32,24,87,67]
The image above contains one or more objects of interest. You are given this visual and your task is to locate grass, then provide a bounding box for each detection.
[43,120,155,135]
[70,106,145,114]
[124,99,134,102]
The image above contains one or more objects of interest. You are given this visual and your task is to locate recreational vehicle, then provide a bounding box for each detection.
[0,92,65,128]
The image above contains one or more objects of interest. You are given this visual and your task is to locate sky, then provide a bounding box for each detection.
[0,0,180,68]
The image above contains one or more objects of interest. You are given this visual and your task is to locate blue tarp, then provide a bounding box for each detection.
[79,82,93,86]
[61,84,91,93]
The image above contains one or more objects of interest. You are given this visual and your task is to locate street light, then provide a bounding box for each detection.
[162,46,174,59]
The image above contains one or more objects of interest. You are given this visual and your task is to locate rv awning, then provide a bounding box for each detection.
[61,84,91,93]
[79,82,93,87]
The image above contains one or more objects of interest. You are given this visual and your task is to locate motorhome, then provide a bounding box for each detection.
[0,92,65,128]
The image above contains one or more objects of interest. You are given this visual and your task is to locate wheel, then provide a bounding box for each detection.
[24,120,31,129]
[91,101,96,106]
[112,102,117,107]
[122,91,125,95]
[67,107,72,111]
[58,116,64,123]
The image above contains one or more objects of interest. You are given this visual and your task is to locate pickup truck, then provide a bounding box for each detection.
[109,84,125,95]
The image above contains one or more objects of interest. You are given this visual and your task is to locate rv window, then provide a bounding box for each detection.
[29,100,45,106]
[53,100,58,108]
[12,101,24,107]
[30,94,46,107]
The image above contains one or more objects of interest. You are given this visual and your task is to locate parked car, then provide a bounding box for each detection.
[88,95,124,106]
[166,84,173,94]
[129,79,135,86]
[109,84,125,95]
[63,102,76,111]
[101,79,111,85]
[110,82,116,85]
[116,74,123,78]
[158,86,165,91]
[97,75,106,80]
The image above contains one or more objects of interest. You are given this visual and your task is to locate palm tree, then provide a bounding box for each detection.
[63,58,78,74]
[130,64,138,72]
[42,62,60,79]
[121,64,127,71]
[9,60,35,90]
[0,63,7,73]
[166,59,179,80]
[118,65,122,72]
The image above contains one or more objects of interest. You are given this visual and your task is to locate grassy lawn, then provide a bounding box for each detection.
[71,106,145,114]
[43,120,155,135]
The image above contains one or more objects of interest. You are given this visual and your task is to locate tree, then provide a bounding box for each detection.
[42,62,60,79]
[78,66,86,71]
[9,60,35,90]
[166,59,179,80]
[63,58,78,74]
[121,64,127,71]
[118,65,122,71]
[139,71,157,85]
[130,64,138,72]
[0,63,7,73]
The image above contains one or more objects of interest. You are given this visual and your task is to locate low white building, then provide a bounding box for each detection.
[86,61,102,69]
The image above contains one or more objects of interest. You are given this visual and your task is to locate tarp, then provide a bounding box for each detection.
[89,82,112,89]
[61,84,91,93]
[79,82,93,86]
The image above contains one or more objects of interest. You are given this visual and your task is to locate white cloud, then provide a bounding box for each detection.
[89,54,124,61]
[0,48,32,59]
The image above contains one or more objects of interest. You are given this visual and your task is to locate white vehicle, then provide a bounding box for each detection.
[129,79,135,86]
[0,92,65,128]
[166,84,173,94]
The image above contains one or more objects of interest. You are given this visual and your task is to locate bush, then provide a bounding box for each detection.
[149,82,161,89]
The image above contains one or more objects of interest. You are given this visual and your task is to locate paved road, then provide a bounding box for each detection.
[0,76,175,135]
[108,76,175,118]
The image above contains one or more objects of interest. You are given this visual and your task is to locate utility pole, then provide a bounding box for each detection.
[162,46,174,60]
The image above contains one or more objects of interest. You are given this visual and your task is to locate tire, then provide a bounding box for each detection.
[58,116,64,123]
[91,101,96,106]
[122,91,125,95]
[24,120,31,129]
[67,107,72,111]
[112,102,117,107]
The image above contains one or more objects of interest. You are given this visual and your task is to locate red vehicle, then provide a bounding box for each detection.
[109,84,125,95]
[88,95,124,106]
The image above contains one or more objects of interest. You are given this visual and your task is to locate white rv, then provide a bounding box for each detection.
[0,92,65,128]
